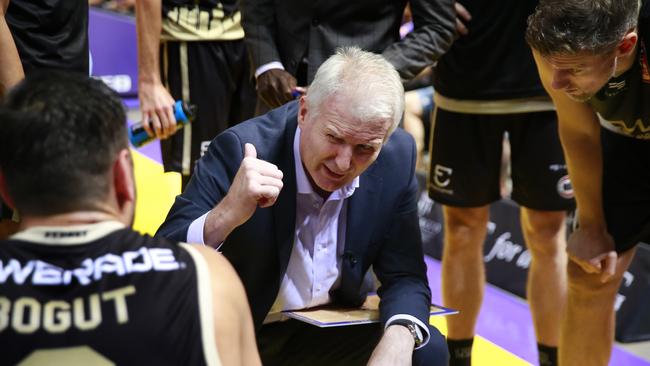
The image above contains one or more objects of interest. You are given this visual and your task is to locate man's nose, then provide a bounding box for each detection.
[334,145,352,172]
[551,69,571,90]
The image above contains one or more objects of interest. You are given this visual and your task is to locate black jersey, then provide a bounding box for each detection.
[0,222,221,366]
[432,0,546,100]
[588,17,650,139]
[6,0,89,75]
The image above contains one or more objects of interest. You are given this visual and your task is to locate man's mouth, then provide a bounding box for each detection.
[324,165,345,179]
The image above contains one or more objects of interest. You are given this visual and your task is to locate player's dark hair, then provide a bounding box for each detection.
[526,0,641,56]
[0,71,128,215]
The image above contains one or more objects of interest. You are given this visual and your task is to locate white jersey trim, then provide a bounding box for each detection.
[180,244,222,366]
[434,93,555,114]
[10,221,126,246]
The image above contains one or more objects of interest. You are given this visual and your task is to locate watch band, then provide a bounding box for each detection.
[390,319,424,348]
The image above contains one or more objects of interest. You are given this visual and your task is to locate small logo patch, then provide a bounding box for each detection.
[557,175,574,199]
[433,164,453,188]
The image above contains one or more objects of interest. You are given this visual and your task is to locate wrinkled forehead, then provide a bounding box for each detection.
[544,51,614,70]
[319,93,392,123]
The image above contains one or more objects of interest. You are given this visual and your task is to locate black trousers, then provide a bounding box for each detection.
[160,39,257,184]
[258,319,449,366]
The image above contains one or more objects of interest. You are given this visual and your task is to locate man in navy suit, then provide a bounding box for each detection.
[157,47,448,366]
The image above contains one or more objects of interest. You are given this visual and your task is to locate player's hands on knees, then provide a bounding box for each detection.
[257,69,298,109]
[226,143,284,225]
[567,226,617,283]
[139,81,177,140]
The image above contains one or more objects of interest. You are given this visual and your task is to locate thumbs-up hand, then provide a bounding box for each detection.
[224,143,284,227]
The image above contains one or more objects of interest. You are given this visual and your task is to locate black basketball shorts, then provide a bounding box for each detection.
[600,128,650,253]
[428,108,575,211]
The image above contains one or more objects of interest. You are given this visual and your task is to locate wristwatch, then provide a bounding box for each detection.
[390,319,424,348]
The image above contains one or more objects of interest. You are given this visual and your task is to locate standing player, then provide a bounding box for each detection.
[136,0,256,188]
[428,1,574,365]
[527,0,650,364]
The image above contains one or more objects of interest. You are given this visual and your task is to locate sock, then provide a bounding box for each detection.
[447,338,474,366]
[537,343,558,366]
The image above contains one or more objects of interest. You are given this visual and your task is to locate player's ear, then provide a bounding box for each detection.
[298,96,308,128]
[112,148,136,223]
[617,30,638,57]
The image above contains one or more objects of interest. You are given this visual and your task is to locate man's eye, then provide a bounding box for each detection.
[327,134,342,143]
[357,145,375,153]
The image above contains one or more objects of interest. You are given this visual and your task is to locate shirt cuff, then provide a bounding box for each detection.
[187,212,209,245]
[255,61,285,79]
[385,314,430,350]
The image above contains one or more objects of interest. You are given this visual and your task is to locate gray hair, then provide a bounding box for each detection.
[526,0,641,56]
[305,46,404,137]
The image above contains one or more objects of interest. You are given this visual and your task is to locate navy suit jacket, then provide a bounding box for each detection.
[157,101,432,330]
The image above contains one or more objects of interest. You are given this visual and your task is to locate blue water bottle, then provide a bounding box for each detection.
[129,101,197,147]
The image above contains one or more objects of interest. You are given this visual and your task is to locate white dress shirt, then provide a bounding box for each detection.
[267,127,358,314]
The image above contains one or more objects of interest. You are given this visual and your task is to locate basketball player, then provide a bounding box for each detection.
[0,71,261,366]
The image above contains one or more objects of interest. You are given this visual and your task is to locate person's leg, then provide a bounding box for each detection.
[159,41,185,177]
[560,248,636,366]
[163,40,242,188]
[520,208,567,365]
[403,89,426,171]
[258,319,382,366]
[259,320,448,366]
[507,110,574,365]
[428,108,505,366]
[442,205,490,365]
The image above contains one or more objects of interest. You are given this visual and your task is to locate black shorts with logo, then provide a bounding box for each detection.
[601,128,650,253]
[428,108,575,211]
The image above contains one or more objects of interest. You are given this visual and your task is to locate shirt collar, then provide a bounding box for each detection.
[10,221,126,246]
[293,126,359,200]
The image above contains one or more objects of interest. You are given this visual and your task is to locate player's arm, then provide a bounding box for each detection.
[382,0,456,80]
[240,0,297,108]
[192,245,262,366]
[135,0,176,139]
[532,50,616,279]
[0,0,24,96]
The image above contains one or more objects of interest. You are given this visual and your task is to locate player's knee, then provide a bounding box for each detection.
[413,325,449,366]
[521,209,566,255]
[443,206,489,235]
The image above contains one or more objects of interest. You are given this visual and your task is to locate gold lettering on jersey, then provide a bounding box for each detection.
[13,298,40,334]
[0,297,9,331]
[0,285,136,334]
[73,294,101,331]
[102,286,135,324]
[43,301,71,333]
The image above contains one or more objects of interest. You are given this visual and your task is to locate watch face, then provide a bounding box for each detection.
[391,319,424,347]
[408,324,423,347]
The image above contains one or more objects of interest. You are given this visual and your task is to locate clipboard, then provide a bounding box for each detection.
[282,294,457,328]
